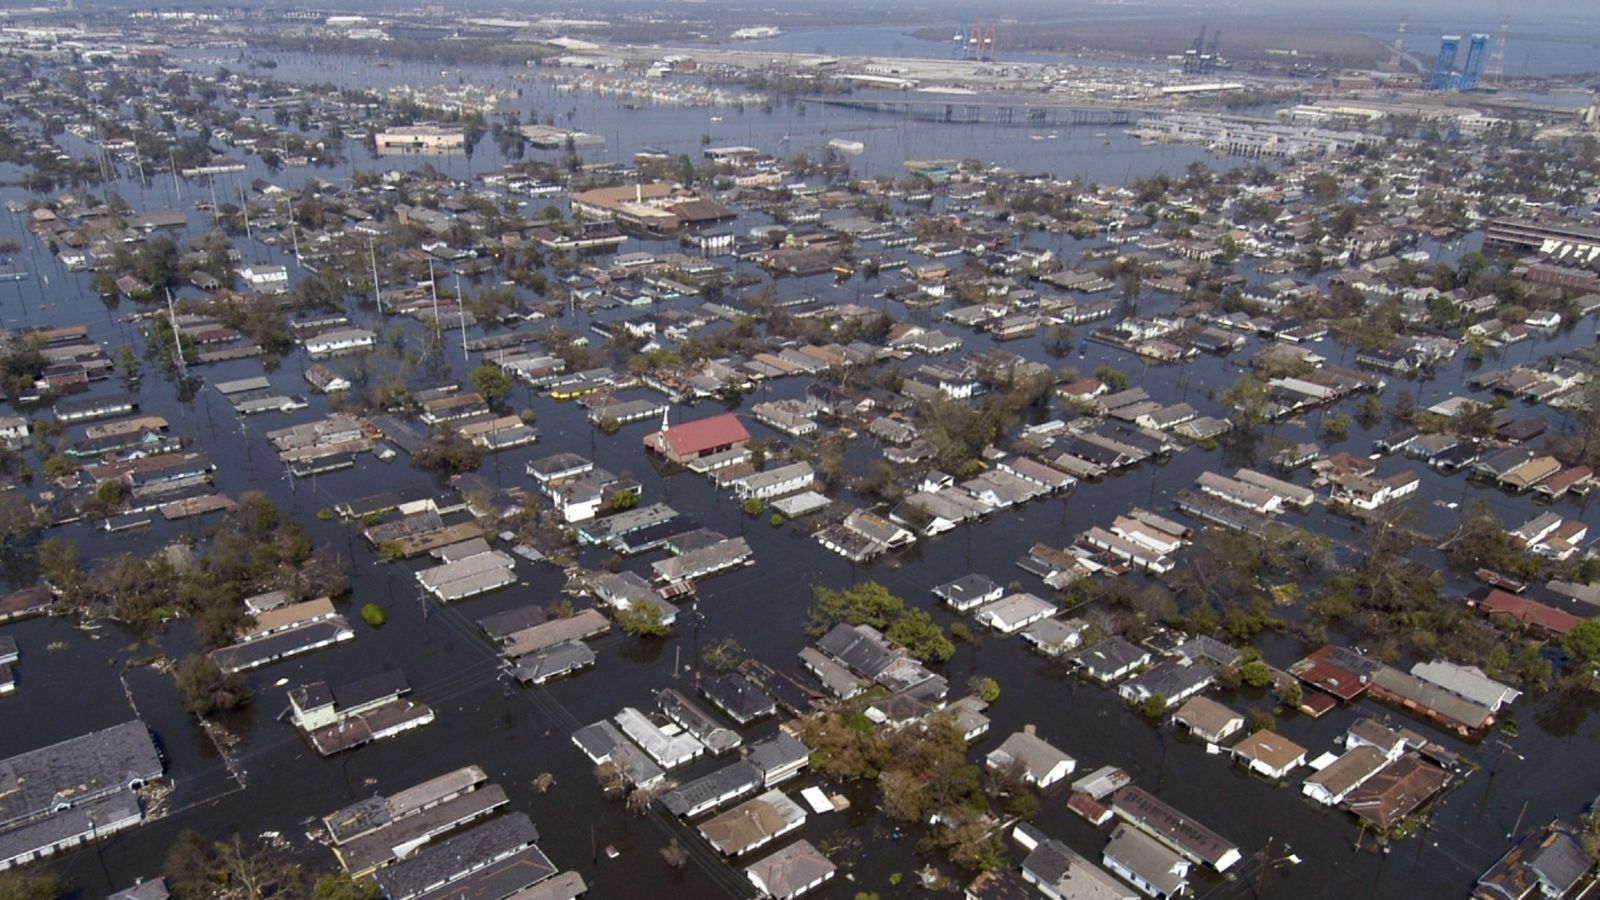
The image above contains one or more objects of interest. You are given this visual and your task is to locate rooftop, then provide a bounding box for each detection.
[0,720,162,831]
[1112,786,1240,871]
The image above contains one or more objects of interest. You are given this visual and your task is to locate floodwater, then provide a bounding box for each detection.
[155,48,1254,190]
[0,47,1597,900]
[730,20,1600,79]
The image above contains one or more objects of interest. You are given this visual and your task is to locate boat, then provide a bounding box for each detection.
[709,115,722,123]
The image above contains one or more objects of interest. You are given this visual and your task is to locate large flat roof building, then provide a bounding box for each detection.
[0,721,161,832]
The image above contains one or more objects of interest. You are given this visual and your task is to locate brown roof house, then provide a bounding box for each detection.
[743,839,835,899]
[698,789,806,856]
[1229,729,1308,781]
[1343,754,1450,831]
[1172,696,1245,745]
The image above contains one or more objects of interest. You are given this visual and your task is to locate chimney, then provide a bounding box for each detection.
[1023,723,1036,736]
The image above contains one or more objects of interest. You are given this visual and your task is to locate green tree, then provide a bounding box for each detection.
[164,829,217,900]
[1215,234,1240,264]
[1246,706,1277,732]
[1390,390,1415,425]
[1276,678,1303,709]
[115,344,141,379]
[0,492,38,544]
[1445,499,1528,574]
[1357,394,1384,426]
[175,653,252,716]
[360,603,386,627]
[616,602,671,637]
[1562,620,1600,672]
[1583,809,1600,864]
[609,490,638,510]
[42,455,76,479]
[1142,694,1168,718]
[0,871,60,900]
[969,676,1001,703]
[36,537,83,600]
[1220,374,1270,428]
[885,608,954,663]
[702,636,744,672]
[311,874,378,900]
[1240,659,1272,689]
[95,479,126,507]
[209,834,301,900]
[469,364,513,404]
[1095,365,1129,390]
[811,582,905,632]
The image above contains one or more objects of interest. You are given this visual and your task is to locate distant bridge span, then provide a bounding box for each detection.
[802,94,1161,128]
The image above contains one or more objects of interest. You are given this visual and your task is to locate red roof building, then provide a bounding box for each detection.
[1469,589,1583,638]
[644,413,751,464]
[1343,754,1450,830]
[1288,644,1378,702]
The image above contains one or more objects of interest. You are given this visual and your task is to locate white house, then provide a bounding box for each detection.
[304,328,376,356]
[933,574,1004,612]
[0,415,28,449]
[240,264,289,292]
[731,462,814,501]
[1103,824,1192,899]
[973,593,1057,634]
[986,726,1075,788]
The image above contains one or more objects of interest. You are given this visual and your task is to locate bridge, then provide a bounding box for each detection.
[802,94,1156,128]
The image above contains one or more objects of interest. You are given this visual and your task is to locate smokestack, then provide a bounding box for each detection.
[635,183,642,203]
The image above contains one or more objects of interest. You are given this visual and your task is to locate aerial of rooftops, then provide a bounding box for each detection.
[0,4,1598,900]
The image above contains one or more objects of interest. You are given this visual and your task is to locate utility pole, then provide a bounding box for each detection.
[285,196,300,265]
[428,259,441,338]
[165,288,186,378]
[238,184,253,246]
[1256,834,1273,896]
[131,141,146,204]
[370,238,383,314]
[455,272,468,360]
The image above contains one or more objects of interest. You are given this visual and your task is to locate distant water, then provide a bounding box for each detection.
[699,24,1163,71]
[714,20,1600,78]
[171,50,1248,188]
